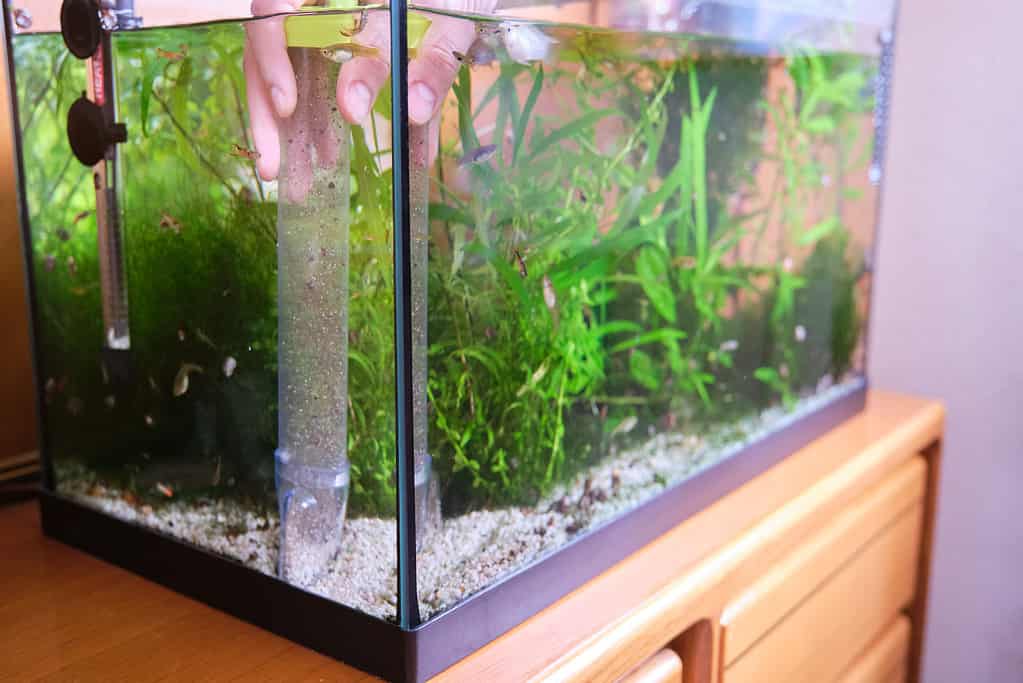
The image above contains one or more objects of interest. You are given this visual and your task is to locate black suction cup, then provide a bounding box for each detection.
[67,95,126,167]
[60,0,102,59]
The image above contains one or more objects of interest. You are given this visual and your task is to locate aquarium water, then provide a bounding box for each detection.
[10,1,887,621]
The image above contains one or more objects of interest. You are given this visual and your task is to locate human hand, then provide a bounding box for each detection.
[245,0,497,189]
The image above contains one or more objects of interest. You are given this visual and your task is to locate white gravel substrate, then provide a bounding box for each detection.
[58,376,863,621]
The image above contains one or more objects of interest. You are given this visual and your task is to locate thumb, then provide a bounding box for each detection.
[406,14,477,126]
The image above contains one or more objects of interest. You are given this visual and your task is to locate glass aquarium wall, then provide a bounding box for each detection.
[9,0,891,626]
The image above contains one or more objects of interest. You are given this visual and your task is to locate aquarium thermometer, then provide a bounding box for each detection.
[61,0,140,383]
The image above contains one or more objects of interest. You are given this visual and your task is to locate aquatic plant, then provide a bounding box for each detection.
[16,18,874,517]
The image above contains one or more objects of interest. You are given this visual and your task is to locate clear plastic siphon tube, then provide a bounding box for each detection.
[275,47,351,588]
[410,124,440,541]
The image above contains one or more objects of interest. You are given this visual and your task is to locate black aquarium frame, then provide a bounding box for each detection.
[3,0,887,681]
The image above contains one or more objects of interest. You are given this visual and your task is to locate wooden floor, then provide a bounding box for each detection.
[0,391,942,682]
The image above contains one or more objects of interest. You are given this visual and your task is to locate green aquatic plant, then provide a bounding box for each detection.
[16,22,876,516]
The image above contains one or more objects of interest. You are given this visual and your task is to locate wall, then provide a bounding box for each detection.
[868,1,1023,681]
[0,17,37,461]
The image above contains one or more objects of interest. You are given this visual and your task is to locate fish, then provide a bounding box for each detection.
[72,210,92,224]
[610,415,638,437]
[458,143,497,167]
[513,249,528,278]
[320,42,379,64]
[501,23,557,65]
[156,45,187,61]
[12,8,31,30]
[66,396,84,417]
[338,11,366,38]
[66,255,78,276]
[159,212,182,234]
[672,255,696,269]
[542,274,557,311]
[172,362,204,397]
[177,326,186,342]
[155,482,174,498]
[453,39,496,68]
[194,327,216,348]
[144,414,155,427]
[104,394,116,409]
[794,325,807,342]
[43,254,56,272]
[229,144,260,161]
[578,189,588,203]
[56,228,70,241]
[222,356,237,378]
[719,339,739,352]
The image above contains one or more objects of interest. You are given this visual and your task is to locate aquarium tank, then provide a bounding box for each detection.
[4,0,895,678]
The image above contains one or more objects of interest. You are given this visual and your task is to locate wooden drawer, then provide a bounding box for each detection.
[838,616,911,683]
[721,458,925,683]
[617,649,682,683]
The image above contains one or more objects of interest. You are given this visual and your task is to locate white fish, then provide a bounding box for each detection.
[173,362,203,397]
[12,7,32,30]
[501,23,557,64]
[794,325,807,342]
[719,339,739,352]
[542,274,557,311]
[610,415,638,437]
[222,356,237,378]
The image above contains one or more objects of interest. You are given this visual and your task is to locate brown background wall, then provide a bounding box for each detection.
[0,21,36,461]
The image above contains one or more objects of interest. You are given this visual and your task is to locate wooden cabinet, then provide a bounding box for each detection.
[720,458,925,682]
[618,650,683,683]
[839,616,911,683]
[0,392,943,682]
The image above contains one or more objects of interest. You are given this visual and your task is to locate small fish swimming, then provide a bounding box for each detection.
[43,254,56,272]
[719,339,739,352]
[72,210,91,224]
[104,394,116,409]
[229,144,260,161]
[794,325,807,342]
[172,362,203,397]
[12,7,31,30]
[144,414,155,427]
[66,396,83,417]
[222,356,237,378]
[513,249,528,278]
[458,144,497,167]
[610,415,638,437]
[672,255,696,269]
[453,38,496,68]
[56,227,70,242]
[155,482,174,498]
[66,255,77,276]
[501,22,557,65]
[319,42,379,64]
[177,326,186,342]
[542,274,557,311]
[156,45,187,61]
[159,212,182,234]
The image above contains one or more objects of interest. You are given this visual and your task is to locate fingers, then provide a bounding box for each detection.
[336,10,392,125]
[247,0,306,118]
[244,42,281,180]
[406,13,477,125]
